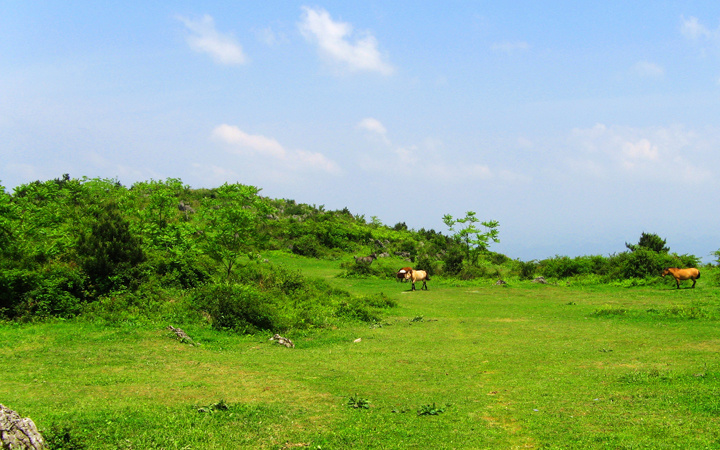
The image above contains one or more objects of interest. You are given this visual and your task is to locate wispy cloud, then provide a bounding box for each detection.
[680,15,720,41]
[491,41,530,53]
[178,15,247,65]
[631,60,664,78]
[356,119,525,183]
[299,6,394,75]
[566,124,711,183]
[211,124,341,174]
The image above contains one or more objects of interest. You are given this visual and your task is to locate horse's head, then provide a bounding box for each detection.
[661,268,671,277]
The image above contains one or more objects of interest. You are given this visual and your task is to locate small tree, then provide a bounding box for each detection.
[443,212,499,266]
[626,232,669,253]
[198,183,274,278]
[76,201,146,294]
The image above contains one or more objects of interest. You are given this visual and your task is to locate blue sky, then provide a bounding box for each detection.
[3,1,720,261]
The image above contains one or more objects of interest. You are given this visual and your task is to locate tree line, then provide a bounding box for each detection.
[0,175,704,325]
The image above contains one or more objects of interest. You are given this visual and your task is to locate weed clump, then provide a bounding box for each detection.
[417,402,447,416]
[347,394,370,409]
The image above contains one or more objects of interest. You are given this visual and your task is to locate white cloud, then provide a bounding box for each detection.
[680,15,719,41]
[211,124,286,158]
[357,117,387,135]
[294,149,341,174]
[178,15,247,65]
[211,124,340,175]
[631,60,664,78]
[357,117,390,145]
[299,7,394,75]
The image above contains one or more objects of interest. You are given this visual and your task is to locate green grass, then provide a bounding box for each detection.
[2,256,720,448]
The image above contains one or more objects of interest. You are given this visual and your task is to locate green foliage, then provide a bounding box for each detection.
[290,234,325,258]
[417,402,446,416]
[76,201,146,295]
[198,183,274,278]
[0,182,14,253]
[193,261,395,332]
[193,283,280,333]
[43,423,88,450]
[443,211,499,266]
[441,245,464,275]
[413,254,437,276]
[626,231,670,253]
[347,394,370,409]
[517,260,537,280]
[539,255,597,279]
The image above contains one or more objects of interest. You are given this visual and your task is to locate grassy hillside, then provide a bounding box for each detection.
[2,255,719,448]
[1,176,718,448]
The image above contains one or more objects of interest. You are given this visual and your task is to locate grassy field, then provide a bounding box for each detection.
[2,254,719,449]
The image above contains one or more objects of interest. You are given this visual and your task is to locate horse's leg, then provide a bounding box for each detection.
[411,281,416,291]
[675,278,681,289]
[692,278,697,288]
[422,280,427,290]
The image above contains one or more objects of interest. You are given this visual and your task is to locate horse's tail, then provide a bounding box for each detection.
[697,271,701,279]
[426,274,431,281]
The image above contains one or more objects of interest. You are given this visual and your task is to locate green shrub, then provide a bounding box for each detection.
[539,256,585,278]
[441,245,464,275]
[337,293,396,322]
[517,260,537,280]
[414,254,437,276]
[193,283,280,333]
[607,249,677,280]
[147,251,210,289]
[338,259,396,279]
[290,234,325,258]
[76,201,145,295]
[0,262,87,319]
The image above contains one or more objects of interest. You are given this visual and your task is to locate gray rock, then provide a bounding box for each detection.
[0,404,45,450]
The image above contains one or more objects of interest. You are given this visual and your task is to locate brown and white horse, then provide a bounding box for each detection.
[661,267,700,289]
[396,267,413,282]
[405,269,430,291]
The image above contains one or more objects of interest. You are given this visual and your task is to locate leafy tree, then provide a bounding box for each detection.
[197,183,274,278]
[626,232,669,253]
[443,212,499,266]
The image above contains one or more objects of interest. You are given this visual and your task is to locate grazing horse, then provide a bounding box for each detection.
[354,253,377,264]
[405,269,430,291]
[396,267,413,282]
[662,267,700,289]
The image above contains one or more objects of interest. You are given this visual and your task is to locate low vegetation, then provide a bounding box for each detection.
[1,175,718,448]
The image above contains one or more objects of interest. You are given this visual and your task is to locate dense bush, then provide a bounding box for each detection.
[76,202,146,295]
[290,234,324,258]
[517,260,537,280]
[193,261,396,333]
[339,259,397,279]
[193,283,279,333]
[441,245,464,275]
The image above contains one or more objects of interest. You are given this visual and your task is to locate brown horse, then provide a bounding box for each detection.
[661,267,700,289]
[396,267,413,282]
[405,269,430,291]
